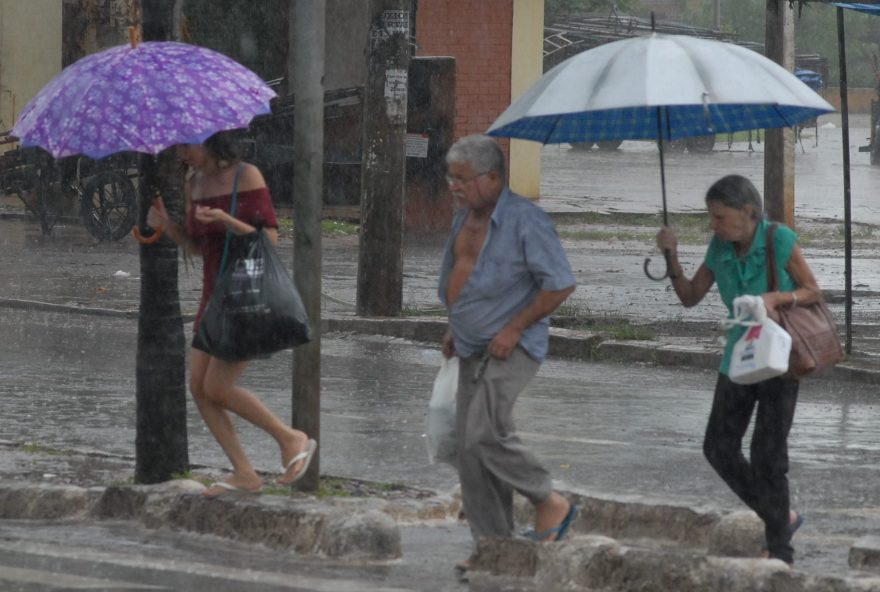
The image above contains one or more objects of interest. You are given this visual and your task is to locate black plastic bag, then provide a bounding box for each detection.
[196,231,311,361]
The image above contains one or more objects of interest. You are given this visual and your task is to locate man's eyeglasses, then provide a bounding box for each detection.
[445,171,489,186]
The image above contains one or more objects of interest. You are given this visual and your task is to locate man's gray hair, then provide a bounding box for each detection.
[446,135,506,180]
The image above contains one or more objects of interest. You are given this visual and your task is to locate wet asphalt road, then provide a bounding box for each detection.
[3,307,880,577]
[0,519,478,592]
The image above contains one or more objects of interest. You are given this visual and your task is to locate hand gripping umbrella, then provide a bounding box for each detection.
[11,31,276,244]
[488,32,835,280]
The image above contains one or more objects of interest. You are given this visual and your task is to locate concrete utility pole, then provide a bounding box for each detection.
[837,7,853,354]
[356,0,412,316]
[291,0,325,491]
[764,0,796,227]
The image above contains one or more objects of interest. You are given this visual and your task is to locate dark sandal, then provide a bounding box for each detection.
[762,512,804,553]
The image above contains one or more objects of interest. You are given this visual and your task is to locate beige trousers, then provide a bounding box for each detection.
[456,347,552,541]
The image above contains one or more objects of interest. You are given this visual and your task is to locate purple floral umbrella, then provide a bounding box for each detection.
[12,41,276,159]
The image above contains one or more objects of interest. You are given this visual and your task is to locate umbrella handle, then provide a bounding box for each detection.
[132,196,165,245]
[132,225,163,245]
[643,249,672,281]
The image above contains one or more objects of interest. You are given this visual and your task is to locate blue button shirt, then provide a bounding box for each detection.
[438,188,576,362]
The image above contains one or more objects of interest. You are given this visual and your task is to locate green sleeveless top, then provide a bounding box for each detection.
[704,219,797,375]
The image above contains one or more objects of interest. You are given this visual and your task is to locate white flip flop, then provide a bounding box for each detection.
[277,438,317,485]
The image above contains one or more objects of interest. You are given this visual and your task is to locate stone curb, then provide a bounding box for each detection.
[468,537,880,592]
[568,493,723,549]
[3,300,877,385]
[490,493,880,589]
[9,470,880,586]
[510,491,724,549]
[850,536,880,572]
[0,481,401,560]
[321,316,880,385]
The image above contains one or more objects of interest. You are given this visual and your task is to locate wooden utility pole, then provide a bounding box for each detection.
[356,0,412,316]
[764,0,796,227]
[291,0,325,490]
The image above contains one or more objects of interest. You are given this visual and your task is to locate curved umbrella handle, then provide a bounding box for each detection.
[643,249,672,281]
[132,196,165,245]
[132,225,163,245]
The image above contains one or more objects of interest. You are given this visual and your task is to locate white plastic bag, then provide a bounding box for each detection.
[725,295,792,385]
[426,356,458,465]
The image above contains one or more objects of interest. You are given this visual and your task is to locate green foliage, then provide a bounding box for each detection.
[556,299,592,318]
[20,442,63,456]
[546,0,636,23]
[171,471,212,486]
[316,477,354,498]
[795,5,880,89]
[321,219,359,236]
[683,1,880,88]
[276,218,359,237]
[594,321,656,341]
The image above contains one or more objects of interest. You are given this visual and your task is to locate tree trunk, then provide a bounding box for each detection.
[763,0,795,227]
[135,0,189,483]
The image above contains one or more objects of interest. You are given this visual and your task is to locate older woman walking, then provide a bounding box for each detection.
[656,174,819,565]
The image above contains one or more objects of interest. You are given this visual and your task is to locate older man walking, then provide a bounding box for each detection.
[438,135,578,576]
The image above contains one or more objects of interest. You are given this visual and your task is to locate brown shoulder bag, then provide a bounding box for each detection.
[766,224,844,378]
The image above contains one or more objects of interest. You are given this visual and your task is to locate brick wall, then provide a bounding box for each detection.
[416,0,513,140]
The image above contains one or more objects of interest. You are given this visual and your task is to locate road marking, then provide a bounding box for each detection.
[0,565,163,590]
[0,540,414,592]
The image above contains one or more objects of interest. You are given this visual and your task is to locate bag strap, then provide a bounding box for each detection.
[218,163,245,275]
[766,223,778,292]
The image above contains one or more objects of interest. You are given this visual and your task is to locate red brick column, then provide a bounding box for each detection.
[416,0,513,141]
[408,1,514,233]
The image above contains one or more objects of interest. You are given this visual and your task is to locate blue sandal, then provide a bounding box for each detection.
[523,504,578,542]
[762,512,804,553]
[790,512,805,536]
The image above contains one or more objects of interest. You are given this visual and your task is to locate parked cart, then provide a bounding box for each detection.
[0,131,138,240]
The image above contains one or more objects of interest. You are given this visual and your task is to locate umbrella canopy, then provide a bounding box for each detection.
[831,2,880,16]
[488,32,835,281]
[488,33,834,145]
[12,41,276,159]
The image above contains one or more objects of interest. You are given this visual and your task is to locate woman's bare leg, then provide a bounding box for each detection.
[191,349,312,490]
[190,349,262,493]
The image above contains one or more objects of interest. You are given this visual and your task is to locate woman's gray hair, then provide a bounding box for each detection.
[446,134,506,180]
[705,174,764,221]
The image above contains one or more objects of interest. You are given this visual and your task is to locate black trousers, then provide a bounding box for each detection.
[703,373,799,564]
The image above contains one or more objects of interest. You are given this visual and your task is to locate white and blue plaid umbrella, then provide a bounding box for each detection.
[488,33,834,145]
[488,33,834,279]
